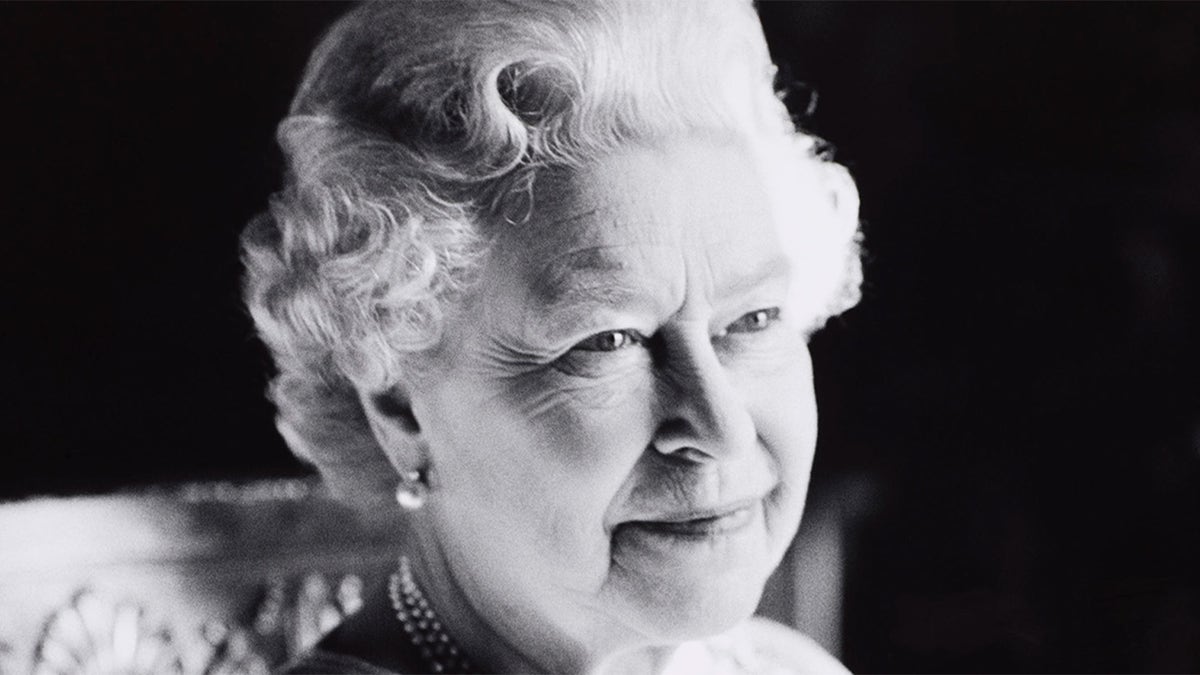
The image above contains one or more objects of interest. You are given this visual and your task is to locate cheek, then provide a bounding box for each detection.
[424,373,657,557]
[744,351,818,493]
[506,367,656,460]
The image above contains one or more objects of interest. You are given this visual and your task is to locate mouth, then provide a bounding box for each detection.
[619,500,759,540]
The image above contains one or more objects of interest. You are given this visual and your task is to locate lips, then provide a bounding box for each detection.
[620,499,759,539]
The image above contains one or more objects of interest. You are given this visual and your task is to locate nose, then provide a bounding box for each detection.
[651,331,758,461]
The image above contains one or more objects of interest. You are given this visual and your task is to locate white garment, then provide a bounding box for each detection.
[662,618,851,675]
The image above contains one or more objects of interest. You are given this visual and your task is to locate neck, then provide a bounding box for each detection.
[408,528,545,672]
[407,529,682,673]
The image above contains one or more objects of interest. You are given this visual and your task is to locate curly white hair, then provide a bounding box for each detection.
[241,0,863,503]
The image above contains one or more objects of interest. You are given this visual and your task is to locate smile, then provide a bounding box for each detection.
[621,501,759,540]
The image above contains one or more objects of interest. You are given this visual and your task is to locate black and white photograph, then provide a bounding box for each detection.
[3,2,1198,673]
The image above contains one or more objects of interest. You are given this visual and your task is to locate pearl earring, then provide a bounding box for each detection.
[394,469,428,511]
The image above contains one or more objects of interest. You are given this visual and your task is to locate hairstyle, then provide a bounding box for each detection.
[242,0,863,503]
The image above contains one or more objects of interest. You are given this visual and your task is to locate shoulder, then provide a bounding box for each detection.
[667,618,850,675]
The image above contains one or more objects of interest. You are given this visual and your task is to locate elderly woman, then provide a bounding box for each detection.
[242,0,862,673]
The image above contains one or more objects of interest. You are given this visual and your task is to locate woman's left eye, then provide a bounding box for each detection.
[722,307,781,335]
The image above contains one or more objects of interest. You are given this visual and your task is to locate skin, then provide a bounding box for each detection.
[362,135,827,673]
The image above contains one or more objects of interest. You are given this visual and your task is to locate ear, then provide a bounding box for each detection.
[357,382,426,474]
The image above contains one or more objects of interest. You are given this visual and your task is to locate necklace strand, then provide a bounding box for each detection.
[388,556,473,674]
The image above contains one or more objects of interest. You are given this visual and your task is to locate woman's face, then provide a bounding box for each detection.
[407,137,826,657]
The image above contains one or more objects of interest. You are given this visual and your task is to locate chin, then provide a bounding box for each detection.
[606,501,786,641]
[610,556,773,643]
[639,578,767,642]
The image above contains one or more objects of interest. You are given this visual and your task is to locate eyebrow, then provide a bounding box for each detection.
[716,252,793,298]
[523,244,793,340]
[526,246,663,334]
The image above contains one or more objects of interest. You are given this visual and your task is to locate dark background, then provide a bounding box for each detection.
[4,2,1198,672]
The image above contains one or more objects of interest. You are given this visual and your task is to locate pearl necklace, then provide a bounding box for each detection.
[388,556,474,674]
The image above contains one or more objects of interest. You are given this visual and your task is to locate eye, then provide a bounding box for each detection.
[572,329,645,352]
[722,307,781,335]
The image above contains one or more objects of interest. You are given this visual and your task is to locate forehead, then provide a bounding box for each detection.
[495,138,787,291]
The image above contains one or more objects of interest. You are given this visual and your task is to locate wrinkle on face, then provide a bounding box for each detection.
[514,242,682,345]
[401,135,824,662]
[621,456,723,517]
